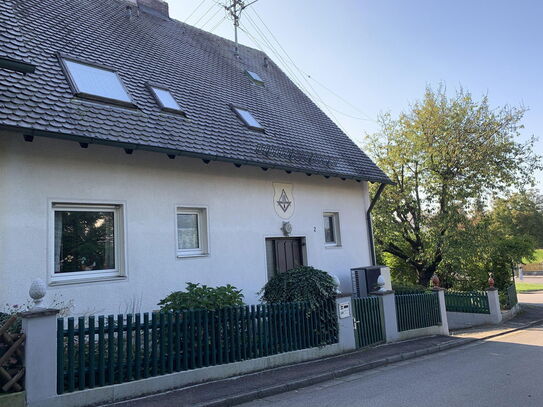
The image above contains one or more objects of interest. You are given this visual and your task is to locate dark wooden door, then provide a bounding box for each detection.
[266,237,305,277]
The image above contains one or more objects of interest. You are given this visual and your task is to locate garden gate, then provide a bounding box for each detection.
[351,297,385,348]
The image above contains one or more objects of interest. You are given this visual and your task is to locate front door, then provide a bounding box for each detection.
[266,237,305,278]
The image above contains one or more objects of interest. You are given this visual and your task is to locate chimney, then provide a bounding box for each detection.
[137,0,169,19]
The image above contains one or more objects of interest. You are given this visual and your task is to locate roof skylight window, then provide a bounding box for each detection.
[245,70,264,86]
[232,106,264,131]
[149,85,184,114]
[61,58,132,105]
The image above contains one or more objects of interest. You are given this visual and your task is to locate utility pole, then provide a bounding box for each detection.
[224,0,258,57]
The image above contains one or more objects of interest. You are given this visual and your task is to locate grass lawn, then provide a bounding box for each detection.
[516,282,543,292]
[523,248,543,264]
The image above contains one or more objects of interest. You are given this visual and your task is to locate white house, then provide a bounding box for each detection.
[0,0,391,315]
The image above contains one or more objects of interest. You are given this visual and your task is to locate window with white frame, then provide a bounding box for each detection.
[176,207,208,257]
[323,212,341,246]
[51,203,125,283]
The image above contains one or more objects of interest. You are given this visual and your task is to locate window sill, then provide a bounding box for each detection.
[325,244,342,249]
[49,275,127,286]
[176,253,209,259]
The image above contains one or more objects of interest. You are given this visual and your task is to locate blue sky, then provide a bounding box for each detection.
[170,0,542,189]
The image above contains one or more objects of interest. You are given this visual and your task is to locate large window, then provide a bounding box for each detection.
[176,207,208,257]
[323,212,341,247]
[60,57,133,105]
[51,203,124,284]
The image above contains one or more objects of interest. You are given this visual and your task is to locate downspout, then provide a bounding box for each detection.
[367,183,386,266]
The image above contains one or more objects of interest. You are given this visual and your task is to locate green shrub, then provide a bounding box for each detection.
[259,266,337,308]
[392,282,428,294]
[158,282,244,312]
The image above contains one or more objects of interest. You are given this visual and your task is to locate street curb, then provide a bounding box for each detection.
[194,318,543,407]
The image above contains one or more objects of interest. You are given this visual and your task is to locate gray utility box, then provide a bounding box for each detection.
[351,266,382,297]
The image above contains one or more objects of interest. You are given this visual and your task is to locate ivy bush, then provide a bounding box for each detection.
[259,266,337,308]
[158,282,244,312]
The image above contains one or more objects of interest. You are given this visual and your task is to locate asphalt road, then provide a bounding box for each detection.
[240,325,543,407]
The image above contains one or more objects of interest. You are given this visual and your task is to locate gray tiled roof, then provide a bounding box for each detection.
[0,0,391,183]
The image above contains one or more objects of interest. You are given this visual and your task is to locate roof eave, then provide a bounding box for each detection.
[0,124,393,184]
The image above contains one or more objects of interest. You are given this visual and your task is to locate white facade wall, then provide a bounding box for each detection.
[0,132,373,315]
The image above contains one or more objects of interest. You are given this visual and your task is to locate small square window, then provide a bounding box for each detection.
[149,85,185,115]
[245,70,264,86]
[323,212,341,246]
[51,203,125,284]
[177,207,208,257]
[232,106,264,131]
[61,58,132,105]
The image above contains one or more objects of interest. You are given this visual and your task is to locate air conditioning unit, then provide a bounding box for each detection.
[351,266,383,297]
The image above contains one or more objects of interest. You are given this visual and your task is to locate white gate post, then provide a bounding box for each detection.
[371,290,399,343]
[433,287,449,336]
[487,288,503,325]
[336,295,356,352]
[20,308,60,407]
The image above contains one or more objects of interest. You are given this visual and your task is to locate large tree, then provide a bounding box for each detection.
[490,191,543,249]
[367,86,540,286]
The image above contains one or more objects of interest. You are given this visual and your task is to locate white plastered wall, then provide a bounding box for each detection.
[0,132,373,315]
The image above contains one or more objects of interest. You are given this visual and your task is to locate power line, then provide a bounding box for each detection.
[209,15,228,33]
[244,9,350,134]
[222,0,259,56]
[184,0,208,23]
[239,23,322,116]
[304,74,376,122]
[199,6,223,30]
[241,17,316,99]
[192,2,217,27]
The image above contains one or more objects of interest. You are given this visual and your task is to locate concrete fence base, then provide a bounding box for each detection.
[33,344,345,407]
[372,287,449,344]
[446,289,503,330]
[21,298,356,407]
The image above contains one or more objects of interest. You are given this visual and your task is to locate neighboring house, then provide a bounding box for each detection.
[0,0,391,315]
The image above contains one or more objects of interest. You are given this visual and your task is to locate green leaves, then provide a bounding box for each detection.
[259,266,337,310]
[366,85,541,286]
[157,283,244,312]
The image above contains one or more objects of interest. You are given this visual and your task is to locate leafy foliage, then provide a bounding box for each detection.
[259,266,337,308]
[158,283,244,312]
[491,191,543,250]
[366,85,541,287]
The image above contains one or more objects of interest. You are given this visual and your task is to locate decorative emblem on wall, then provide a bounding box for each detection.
[273,183,295,219]
[277,189,292,212]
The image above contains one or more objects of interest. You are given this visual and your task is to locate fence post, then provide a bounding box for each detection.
[335,295,356,352]
[370,290,399,343]
[486,288,503,325]
[432,288,449,335]
[20,308,59,406]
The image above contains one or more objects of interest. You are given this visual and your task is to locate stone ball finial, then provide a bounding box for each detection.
[377,275,386,291]
[330,274,342,294]
[488,274,495,289]
[29,278,47,308]
[431,274,440,288]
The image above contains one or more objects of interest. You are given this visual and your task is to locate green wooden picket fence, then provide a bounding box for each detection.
[395,292,441,332]
[352,297,384,348]
[56,301,338,394]
[445,291,490,314]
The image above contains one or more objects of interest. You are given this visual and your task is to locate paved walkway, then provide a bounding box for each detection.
[104,292,543,407]
[105,336,467,407]
[240,323,543,407]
